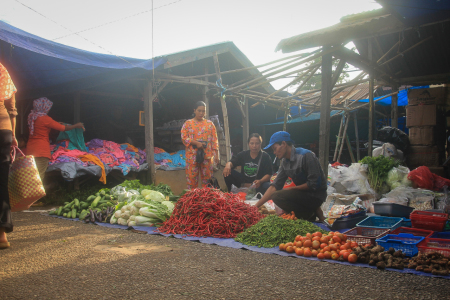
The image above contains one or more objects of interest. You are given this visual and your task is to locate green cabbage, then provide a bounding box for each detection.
[161,201,174,212]
[141,189,152,197]
[144,190,165,202]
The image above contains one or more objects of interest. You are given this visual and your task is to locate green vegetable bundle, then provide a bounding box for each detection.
[360,156,400,193]
[235,215,328,248]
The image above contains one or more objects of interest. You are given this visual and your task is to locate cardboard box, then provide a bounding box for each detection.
[406,104,436,127]
[407,145,441,169]
[408,87,446,106]
[409,126,435,145]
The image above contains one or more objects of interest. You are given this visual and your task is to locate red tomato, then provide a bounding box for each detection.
[311,250,318,257]
[285,242,293,247]
[313,232,322,238]
[320,236,328,244]
[324,251,332,259]
[304,248,312,257]
[296,241,303,248]
[323,246,331,252]
[295,247,304,256]
[320,243,327,249]
[343,251,350,261]
[312,236,321,242]
[286,246,295,253]
[331,253,339,260]
[332,236,342,243]
[303,240,312,248]
[340,245,348,251]
[317,253,325,259]
[279,244,286,251]
[295,235,302,242]
[330,244,338,251]
[312,241,320,249]
[348,253,357,263]
[306,233,312,239]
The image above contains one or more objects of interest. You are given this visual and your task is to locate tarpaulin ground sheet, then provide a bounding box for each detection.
[47,215,450,279]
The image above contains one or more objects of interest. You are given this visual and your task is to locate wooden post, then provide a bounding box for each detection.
[333,115,344,161]
[353,111,360,161]
[203,64,209,118]
[144,81,155,184]
[74,92,80,123]
[391,83,399,128]
[338,114,350,162]
[345,134,356,163]
[318,45,333,177]
[213,53,231,162]
[283,102,288,131]
[242,96,249,151]
[368,39,375,157]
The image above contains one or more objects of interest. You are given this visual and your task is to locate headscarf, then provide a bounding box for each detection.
[28,97,53,135]
[0,63,17,101]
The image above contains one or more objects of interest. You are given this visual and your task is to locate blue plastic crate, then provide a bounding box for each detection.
[376,233,425,257]
[356,216,403,230]
[430,232,450,239]
[401,218,411,227]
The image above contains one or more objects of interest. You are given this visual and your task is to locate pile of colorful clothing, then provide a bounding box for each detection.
[50,138,147,178]
[154,147,186,169]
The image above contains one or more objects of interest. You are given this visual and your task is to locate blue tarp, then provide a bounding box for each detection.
[48,214,450,279]
[0,21,166,98]
[357,86,429,106]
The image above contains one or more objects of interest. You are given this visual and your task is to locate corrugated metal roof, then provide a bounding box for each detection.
[276,9,404,53]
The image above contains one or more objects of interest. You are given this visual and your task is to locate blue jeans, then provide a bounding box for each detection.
[224,169,271,194]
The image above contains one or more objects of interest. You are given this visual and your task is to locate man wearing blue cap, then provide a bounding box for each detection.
[255,131,326,221]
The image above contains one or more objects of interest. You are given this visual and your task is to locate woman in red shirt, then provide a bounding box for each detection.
[27,97,84,181]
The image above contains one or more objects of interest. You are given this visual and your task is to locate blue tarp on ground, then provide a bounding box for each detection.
[0,21,166,98]
[47,214,450,279]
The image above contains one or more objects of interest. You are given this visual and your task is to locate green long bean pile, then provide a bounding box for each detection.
[235,215,329,248]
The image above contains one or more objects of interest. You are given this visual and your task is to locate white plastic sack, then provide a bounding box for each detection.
[328,163,375,195]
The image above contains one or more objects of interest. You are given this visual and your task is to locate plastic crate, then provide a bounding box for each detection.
[373,202,414,218]
[417,238,450,257]
[410,210,448,232]
[356,216,403,230]
[376,233,425,257]
[400,218,411,227]
[430,232,450,239]
[342,227,390,246]
[390,227,433,238]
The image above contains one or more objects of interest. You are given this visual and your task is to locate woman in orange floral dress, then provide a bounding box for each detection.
[181,101,219,189]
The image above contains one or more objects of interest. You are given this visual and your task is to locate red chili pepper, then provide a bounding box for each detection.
[158,188,264,238]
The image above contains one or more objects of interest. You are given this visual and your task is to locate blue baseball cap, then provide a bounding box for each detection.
[263,131,293,150]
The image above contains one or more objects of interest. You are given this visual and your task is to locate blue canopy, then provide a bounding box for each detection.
[0,21,166,98]
[355,86,429,106]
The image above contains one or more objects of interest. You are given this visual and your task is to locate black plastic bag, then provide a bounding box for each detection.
[196,148,205,163]
[376,126,410,152]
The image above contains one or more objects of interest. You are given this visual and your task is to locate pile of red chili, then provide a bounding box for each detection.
[158,188,265,238]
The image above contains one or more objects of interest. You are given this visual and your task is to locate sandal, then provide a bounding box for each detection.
[0,242,10,249]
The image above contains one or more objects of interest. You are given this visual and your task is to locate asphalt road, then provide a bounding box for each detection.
[1,209,449,300]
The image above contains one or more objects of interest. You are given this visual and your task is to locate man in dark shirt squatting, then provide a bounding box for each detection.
[255,131,327,222]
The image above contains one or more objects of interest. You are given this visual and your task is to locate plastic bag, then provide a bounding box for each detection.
[408,166,450,191]
[387,166,410,188]
[372,143,404,161]
[328,163,375,195]
[246,184,257,200]
[230,184,248,194]
[196,148,205,163]
[383,186,434,209]
[376,126,410,152]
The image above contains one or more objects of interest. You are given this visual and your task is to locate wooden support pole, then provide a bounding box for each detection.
[283,102,288,131]
[242,96,249,151]
[144,81,155,184]
[368,77,375,156]
[203,64,209,118]
[74,92,80,123]
[353,112,360,161]
[391,83,399,128]
[319,45,333,177]
[213,53,231,162]
[333,115,345,161]
[345,134,356,163]
[338,114,350,162]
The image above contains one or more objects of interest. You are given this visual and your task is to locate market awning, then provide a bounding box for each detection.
[0,21,167,98]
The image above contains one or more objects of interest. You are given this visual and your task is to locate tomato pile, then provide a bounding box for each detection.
[278,231,367,263]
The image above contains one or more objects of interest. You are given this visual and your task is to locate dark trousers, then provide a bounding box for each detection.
[0,130,12,233]
[272,189,326,221]
[224,169,271,194]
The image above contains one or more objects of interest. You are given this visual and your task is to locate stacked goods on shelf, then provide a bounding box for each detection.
[406,87,447,170]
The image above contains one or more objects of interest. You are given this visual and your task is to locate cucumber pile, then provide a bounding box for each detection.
[49,189,117,222]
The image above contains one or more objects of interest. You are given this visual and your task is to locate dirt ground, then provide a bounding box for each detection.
[1,209,449,300]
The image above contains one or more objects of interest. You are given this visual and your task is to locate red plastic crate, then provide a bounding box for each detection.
[342,227,390,246]
[410,211,448,232]
[417,238,450,258]
[390,227,433,238]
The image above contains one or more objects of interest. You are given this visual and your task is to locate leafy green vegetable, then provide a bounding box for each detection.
[144,190,165,202]
[360,156,400,193]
